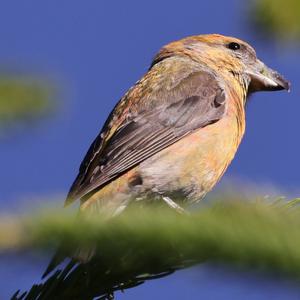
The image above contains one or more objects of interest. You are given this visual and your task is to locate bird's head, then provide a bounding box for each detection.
[152,34,290,93]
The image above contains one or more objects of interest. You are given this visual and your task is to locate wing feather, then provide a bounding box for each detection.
[66,68,226,203]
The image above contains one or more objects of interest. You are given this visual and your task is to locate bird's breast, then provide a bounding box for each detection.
[81,91,246,213]
[138,106,245,202]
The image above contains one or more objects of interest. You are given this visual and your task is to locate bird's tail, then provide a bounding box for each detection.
[42,246,67,279]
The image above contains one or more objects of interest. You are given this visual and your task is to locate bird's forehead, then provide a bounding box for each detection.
[182,34,255,53]
[197,34,246,45]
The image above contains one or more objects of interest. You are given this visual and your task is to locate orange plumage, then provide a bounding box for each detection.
[66,34,290,216]
[42,34,290,278]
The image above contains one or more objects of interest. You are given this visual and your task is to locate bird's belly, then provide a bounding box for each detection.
[138,116,243,202]
[81,115,244,214]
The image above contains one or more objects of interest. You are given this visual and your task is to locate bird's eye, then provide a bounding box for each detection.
[227,42,241,51]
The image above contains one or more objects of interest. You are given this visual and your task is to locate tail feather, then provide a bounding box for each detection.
[42,247,67,279]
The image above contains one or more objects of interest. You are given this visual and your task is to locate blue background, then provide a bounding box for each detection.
[0,0,299,299]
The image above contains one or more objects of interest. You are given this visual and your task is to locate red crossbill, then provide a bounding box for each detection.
[66,34,289,216]
[42,34,290,278]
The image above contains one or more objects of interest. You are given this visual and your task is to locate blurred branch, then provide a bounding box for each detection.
[251,0,300,40]
[3,198,300,299]
[0,75,56,133]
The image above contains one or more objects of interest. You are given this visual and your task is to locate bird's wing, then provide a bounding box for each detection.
[66,70,226,204]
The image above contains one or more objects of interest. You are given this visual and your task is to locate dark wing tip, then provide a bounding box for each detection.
[64,172,87,206]
[64,196,74,207]
[64,186,80,207]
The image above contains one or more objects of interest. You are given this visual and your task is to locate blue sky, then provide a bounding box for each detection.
[0,0,299,299]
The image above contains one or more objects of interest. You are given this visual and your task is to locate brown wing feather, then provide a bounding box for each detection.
[66,69,226,204]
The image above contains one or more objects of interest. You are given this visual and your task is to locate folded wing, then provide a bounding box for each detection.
[66,70,226,204]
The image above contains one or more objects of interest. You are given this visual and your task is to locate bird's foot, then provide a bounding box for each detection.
[161,196,188,214]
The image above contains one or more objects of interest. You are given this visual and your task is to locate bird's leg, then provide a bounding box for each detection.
[161,196,188,214]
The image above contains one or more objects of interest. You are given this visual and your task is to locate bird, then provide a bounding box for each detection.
[39,33,290,287]
[64,34,289,217]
